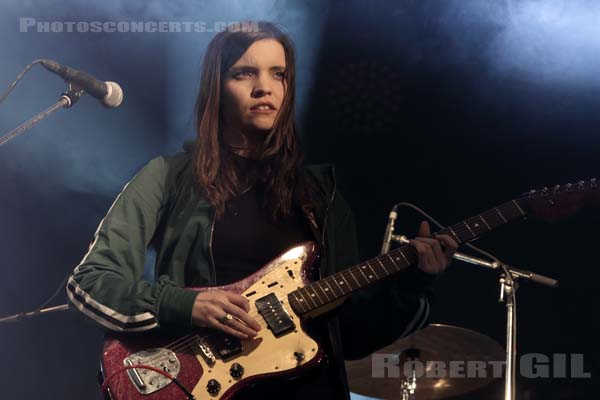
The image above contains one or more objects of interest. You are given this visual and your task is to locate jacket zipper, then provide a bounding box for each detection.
[208,211,217,285]
[320,165,336,266]
[322,167,347,396]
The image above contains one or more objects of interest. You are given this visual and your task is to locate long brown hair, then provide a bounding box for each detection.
[190,21,315,220]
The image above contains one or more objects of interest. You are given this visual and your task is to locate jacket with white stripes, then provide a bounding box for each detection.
[66,147,434,397]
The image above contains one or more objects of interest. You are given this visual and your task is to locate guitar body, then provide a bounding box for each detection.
[100,242,325,400]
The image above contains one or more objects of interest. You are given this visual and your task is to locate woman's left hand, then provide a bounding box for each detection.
[409,221,458,275]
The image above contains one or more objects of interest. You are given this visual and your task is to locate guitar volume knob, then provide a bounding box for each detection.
[230,362,244,379]
[206,379,221,395]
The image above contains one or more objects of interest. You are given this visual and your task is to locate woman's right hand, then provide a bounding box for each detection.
[191,290,261,339]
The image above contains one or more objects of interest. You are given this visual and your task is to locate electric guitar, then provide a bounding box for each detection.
[99,179,598,399]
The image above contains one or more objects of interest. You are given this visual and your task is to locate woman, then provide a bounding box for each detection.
[66,21,457,399]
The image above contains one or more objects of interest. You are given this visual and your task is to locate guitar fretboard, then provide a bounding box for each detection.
[288,198,527,317]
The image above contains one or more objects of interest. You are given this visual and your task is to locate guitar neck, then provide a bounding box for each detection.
[288,198,528,317]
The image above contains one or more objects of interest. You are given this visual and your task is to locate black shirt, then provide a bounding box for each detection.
[212,181,313,286]
[212,152,346,399]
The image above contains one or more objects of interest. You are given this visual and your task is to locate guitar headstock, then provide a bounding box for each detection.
[522,179,599,223]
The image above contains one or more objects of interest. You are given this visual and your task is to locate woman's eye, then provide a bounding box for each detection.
[233,70,285,79]
[235,71,253,78]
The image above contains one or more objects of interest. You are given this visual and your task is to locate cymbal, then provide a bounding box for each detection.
[345,324,504,399]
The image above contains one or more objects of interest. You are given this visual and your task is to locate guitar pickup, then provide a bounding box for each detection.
[255,293,295,336]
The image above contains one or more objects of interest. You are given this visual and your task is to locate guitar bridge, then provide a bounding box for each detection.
[123,348,180,395]
[197,340,216,366]
[255,293,295,336]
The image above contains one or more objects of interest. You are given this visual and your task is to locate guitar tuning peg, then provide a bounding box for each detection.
[526,189,537,198]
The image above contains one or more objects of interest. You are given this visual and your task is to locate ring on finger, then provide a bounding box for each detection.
[219,313,234,324]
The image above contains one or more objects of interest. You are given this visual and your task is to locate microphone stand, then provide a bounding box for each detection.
[384,231,558,400]
[0,304,69,324]
[0,82,86,323]
[450,248,557,400]
[0,82,85,147]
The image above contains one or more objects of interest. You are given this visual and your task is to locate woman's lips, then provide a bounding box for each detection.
[250,108,276,114]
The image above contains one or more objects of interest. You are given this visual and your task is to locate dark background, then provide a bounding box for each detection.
[0,0,598,398]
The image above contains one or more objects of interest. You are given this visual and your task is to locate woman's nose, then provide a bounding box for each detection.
[252,75,273,97]
[252,87,272,97]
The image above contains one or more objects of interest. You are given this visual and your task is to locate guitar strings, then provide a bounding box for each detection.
[135,333,216,366]
[134,308,275,366]
[123,335,203,374]
[133,320,271,368]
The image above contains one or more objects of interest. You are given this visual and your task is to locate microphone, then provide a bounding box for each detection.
[380,208,398,254]
[40,59,123,108]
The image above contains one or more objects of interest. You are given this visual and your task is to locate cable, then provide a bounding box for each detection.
[392,202,502,264]
[392,201,519,346]
[0,59,45,106]
[36,275,69,310]
[393,202,520,309]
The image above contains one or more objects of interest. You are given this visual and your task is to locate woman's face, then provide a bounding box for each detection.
[221,38,287,135]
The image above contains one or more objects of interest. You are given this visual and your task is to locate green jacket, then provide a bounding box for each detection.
[66,149,434,398]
